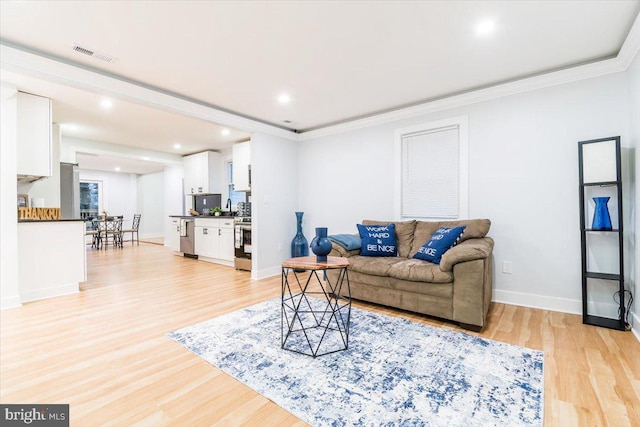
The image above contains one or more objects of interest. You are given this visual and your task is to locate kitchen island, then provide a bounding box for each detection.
[18,219,86,302]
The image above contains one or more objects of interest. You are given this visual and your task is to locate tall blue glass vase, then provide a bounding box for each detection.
[291,212,309,257]
[592,197,612,230]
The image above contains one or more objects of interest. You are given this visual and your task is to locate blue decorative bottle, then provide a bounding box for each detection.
[310,227,332,262]
[592,197,612,230]
[291,212,309,257]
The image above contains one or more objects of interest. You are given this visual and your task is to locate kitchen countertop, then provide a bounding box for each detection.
[19,218,86,223]
[169,214,238,218]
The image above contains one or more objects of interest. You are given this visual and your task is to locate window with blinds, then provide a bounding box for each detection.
[395,116,468,220]
[402,126,459,218]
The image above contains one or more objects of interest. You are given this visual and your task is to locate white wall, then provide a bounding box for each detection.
[136,172,164,238]
[163,164,184,244]
[79,170,137,221]
[299,70,633,315]
[1,83,20,309]
[251,133,299,279]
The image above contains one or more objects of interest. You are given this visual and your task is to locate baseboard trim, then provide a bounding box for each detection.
[493,289,582,315]
[1,295,22,310]
[197,256,233,267]
[632,312,640,343]
[253,266,281,281]
[494,289,640,342]
[139,232,163,239]
[20,283,79,303]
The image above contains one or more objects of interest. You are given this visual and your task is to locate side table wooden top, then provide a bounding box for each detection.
[282,256,349,270]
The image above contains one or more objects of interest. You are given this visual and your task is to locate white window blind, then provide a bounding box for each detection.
[402,125,459,219]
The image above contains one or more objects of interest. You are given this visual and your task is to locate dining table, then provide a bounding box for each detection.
[86,216,125,249]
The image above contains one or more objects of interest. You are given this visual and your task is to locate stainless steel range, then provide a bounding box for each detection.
[234,216,252,271]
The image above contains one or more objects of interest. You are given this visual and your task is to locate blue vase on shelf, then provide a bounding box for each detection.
[592,197,612,230]
[310,227,332,262]
[291,212,309,258]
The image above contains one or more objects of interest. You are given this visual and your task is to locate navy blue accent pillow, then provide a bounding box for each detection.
[413,226,466,264]
[357,224,397,257]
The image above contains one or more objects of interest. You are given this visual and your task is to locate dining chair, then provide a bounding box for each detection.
[103,218,123,249]
[122,214,141,245]
[85,218,101,249]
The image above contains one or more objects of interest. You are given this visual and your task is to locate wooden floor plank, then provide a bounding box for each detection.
[1,243,639,426]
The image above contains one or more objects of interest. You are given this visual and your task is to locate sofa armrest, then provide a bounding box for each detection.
[439,237,494,272]
[329,241,360,258]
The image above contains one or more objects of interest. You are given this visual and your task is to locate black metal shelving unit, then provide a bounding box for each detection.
[578,136,626,331]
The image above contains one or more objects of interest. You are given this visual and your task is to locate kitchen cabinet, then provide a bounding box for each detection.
[167,217,181,251]
[194,218,234,265]
[17,91,52,180]
[232,141,251,192]
[184,151,221,195]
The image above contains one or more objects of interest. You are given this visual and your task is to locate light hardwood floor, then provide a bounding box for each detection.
[1,243,639,426]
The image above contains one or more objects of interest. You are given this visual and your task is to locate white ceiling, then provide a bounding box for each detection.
[75,153,168,175]
[1,1,639,172]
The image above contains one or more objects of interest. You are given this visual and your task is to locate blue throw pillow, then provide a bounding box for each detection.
[357,224,397,257]
[413,226,466,264]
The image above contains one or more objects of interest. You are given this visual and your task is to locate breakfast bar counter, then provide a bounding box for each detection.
[18,219,86,302]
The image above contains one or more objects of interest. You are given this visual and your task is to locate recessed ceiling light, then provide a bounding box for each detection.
[173,143,181,150]
[476,20,495,36]
[277,93,291,104]
[100,99,113,109]
[221,129,230,136]
[142,156,151,161]
[114,166,121,172]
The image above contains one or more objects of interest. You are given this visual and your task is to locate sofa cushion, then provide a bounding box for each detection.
[357,224,397,256]
[413,226,466,264]
[388,259,454,283]
[410,219,491,256]
[438,219,491,242]
[362,220,416,258]
[348,256,402,277]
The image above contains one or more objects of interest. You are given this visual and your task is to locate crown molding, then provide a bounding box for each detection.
[3,9,639,146]
[298,56,627,141]
[619,12,640,69]
[0,43,300,141]
[299,14,640,141]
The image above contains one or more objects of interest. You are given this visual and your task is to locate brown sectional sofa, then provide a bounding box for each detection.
[327,219,494,331]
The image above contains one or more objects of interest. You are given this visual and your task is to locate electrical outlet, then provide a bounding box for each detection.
[278,242,283,251]
[502,261,513,274]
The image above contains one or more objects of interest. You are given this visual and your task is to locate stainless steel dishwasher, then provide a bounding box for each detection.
[179,218,197,258]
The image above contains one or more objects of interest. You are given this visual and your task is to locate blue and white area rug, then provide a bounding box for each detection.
[168,298,543,426]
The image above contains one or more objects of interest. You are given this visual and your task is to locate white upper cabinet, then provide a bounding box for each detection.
[183,151,222,195]
[232,141,251,192]
[16,92,52,179]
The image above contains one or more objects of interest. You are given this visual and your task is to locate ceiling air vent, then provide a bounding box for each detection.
[72,44,116,63]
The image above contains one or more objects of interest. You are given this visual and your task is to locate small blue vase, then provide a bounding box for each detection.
[291,212,309,257]
[592,197,612,230]
[310,227,332,262]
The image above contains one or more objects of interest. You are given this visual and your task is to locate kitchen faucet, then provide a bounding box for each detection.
[227,184,233,215]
